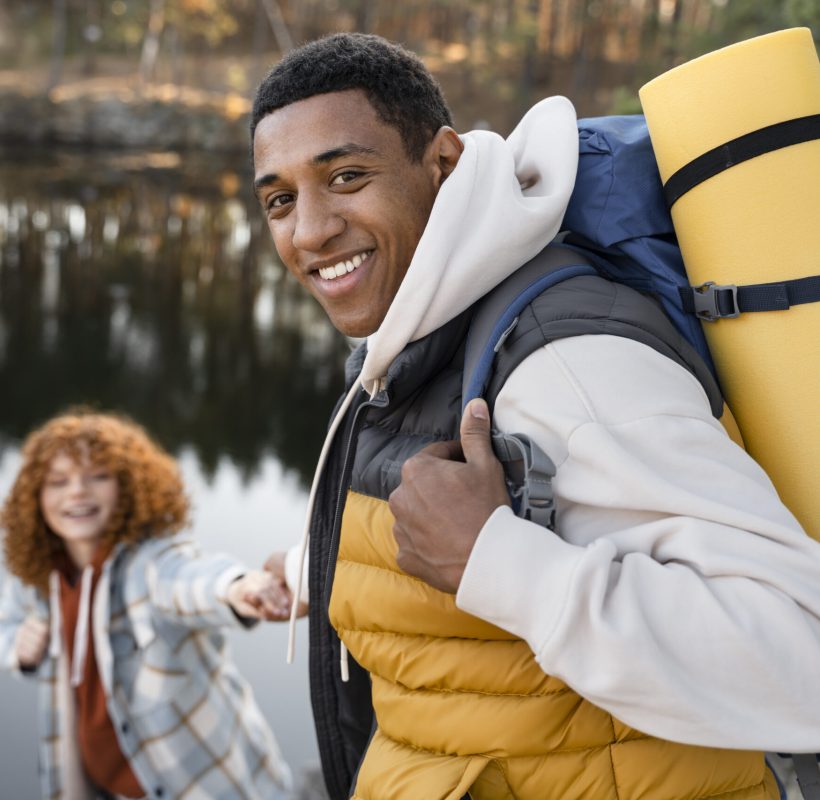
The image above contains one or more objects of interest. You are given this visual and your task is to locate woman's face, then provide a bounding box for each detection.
[39,451,119,550]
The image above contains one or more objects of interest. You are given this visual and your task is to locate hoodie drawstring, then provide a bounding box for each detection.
[48,571,61,658]
[48,565,95,686]
[287,379,363,677]
[70,565,94,687]
[340,641,350,682]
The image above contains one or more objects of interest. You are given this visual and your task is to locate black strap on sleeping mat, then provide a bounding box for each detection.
[663,114,820,208]
[678,275,820,321]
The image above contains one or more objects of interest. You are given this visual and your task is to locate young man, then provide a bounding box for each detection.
[252,33,820,800]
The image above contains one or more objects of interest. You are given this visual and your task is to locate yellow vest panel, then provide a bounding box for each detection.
[330,491,776,800]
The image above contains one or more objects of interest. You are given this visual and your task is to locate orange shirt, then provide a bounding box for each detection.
[58,550,144,799]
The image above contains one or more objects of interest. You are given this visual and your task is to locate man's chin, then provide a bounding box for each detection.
[326,309,384,340]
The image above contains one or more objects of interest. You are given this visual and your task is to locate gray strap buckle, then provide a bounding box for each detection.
[693,281,740,321]
[490,431,556,529]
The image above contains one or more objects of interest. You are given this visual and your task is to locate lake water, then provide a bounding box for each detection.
[0,145,350,798]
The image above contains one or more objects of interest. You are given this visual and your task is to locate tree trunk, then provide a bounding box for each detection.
[570,0,593,106]
[82,0,101,77]
[354,0,375,33]
[252,0,270,82]
[139,0,167,86]
[520,0,540,116]
[259,0,294,56]
[664,0,684,68]
[48,0,67,91]
[167,23,183,88]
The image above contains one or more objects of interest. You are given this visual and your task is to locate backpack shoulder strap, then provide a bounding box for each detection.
[462,244,597,530]
[464,243,723,417]
[462,244,597,408]
[462,242,724,529]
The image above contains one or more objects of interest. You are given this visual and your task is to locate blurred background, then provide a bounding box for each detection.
[0,1,818,798]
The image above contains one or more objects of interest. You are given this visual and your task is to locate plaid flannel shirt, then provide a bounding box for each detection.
[0,535,292,800]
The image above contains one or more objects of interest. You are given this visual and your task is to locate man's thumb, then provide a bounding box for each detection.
[460,399,493,462]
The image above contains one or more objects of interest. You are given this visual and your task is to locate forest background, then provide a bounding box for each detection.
[0,3,818,799]
[1,0,819,149]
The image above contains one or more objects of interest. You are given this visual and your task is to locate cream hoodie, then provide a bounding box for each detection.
[288,96,820,753]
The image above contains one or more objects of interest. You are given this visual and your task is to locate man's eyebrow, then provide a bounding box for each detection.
[254,172,279,193]
[253,143,380,194]
[313,143,379,164]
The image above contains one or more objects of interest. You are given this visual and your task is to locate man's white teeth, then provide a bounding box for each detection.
[319,251,370,281]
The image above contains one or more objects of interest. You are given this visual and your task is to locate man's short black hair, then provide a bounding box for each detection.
[251,33,453,161]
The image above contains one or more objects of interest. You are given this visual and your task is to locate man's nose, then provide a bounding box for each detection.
[291,191,346,252]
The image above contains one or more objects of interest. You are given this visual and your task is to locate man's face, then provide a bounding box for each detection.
[253,89,446,338]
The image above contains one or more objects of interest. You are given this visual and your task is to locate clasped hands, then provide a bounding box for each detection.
[15,400,506,670]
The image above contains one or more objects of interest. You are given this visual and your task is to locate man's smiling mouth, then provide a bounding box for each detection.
[317,250,373,281]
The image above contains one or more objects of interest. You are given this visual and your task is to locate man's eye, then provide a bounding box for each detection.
[91,472,112,482]
[267,193,293,210]
[331,170,362,186]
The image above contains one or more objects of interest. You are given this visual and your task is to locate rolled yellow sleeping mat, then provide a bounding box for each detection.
[639,28,820,541]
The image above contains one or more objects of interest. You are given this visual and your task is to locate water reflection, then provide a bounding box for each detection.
[0,145,349,485]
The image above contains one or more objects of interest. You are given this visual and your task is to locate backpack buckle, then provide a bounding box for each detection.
[693,282,740,321]
[490,431,557,530]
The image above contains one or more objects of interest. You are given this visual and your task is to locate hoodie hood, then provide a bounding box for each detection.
[359,95,579,396]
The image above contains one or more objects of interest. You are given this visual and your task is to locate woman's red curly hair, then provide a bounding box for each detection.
[1,409,190,592]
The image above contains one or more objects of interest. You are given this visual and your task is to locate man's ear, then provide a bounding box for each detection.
[428,126,464,187]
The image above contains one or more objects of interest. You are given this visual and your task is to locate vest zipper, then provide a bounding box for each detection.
[322,388,390,610]
[310,385,388,800]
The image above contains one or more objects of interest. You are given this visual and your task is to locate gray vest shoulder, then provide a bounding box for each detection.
[480,259,723,418]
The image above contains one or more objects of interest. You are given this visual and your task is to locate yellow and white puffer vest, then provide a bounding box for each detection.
[324,300,778,800]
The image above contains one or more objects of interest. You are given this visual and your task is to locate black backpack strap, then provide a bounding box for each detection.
[679,276,820,321]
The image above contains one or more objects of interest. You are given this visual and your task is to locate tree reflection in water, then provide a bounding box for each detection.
[0,145,350,486]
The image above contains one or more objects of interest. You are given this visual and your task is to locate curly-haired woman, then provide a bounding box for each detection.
[0,410,293,800]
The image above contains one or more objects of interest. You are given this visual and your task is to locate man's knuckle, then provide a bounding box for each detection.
[400,458,416,481]
[388,488,402,514]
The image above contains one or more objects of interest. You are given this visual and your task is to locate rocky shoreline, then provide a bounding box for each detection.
[0,80,252,152]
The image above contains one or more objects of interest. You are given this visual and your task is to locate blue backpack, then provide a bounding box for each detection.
[562,115,715,371]
[464,114,715,412]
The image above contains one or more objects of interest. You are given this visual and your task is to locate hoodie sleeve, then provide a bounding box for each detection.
[456,333,820,752]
